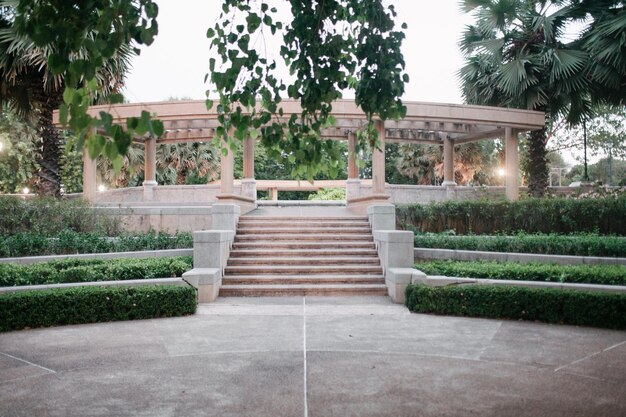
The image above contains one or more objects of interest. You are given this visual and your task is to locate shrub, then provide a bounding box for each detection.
[0,230,193,257]
[0,197,119,236]
[397,197,626,235]
[415,260,626,286]
[0,256,193,287]
[0,285,197,332]
[413,233,626,257]
[405,284,626,329]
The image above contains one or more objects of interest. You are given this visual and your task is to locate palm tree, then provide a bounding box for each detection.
[98,144,145,188]
[458,0,592,196]
[156,142,220,185]
[0,4,132,197]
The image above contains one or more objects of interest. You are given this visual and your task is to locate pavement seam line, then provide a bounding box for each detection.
[303,296,309,417]
[554,340,626,373]
[0,351,56,374]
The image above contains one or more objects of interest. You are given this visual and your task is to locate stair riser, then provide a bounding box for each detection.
[235,235,374,242]
[219,287,388,297]
[237,222,370,228]
[223,277,385,285]
[224,267,383,275]
[232,243,377,250]
[238,217,367,222]
[227,258,380,266]
[237,229,371,235]
[229,250,379,257]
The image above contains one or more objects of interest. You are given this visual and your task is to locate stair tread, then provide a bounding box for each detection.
[220,284,387,289]
[238,216,367,221]
[222,274,385,279]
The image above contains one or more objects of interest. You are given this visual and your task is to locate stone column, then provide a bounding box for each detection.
[82,148,97,202]
[220,137,234,195]
[442,136,456,187]
[505,128,519,201]
[372,120,386,194]
[143,137,157,200]
[241,135,257,200]
[346,131,361,200]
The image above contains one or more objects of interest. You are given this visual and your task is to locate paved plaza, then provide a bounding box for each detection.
[1,296,625,416]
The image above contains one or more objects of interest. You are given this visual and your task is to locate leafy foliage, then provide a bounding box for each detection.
[207,0,408,179]
[0,256,193,287]
[0,284,197,332]
[405,284,626,329]
[415,260,626,286]
[414,233,626,257]
[397,197,626,235]
[0,230,193,257]
[307,188,346,201]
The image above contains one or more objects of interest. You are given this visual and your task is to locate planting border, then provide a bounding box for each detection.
[414,248,626,266]
[0,248,193,265]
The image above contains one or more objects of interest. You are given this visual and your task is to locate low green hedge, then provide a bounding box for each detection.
[415,260,626,286]
[0,230,193,257]
[397,197,626,235]
[405,284,626,329]
[414,233,626,257]
[0,256,194,287]
[0,285,197,332]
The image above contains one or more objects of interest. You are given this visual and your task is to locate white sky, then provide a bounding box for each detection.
[123,0,473,104]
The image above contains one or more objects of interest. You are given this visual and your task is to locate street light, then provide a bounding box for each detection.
[497,168,506,177]
[98,184,107,192]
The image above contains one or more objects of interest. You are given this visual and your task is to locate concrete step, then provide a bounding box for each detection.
[224,265,383,275]
[229,249,379,257]
[226,257,381,266]
[237,221,370,228]
[231,241,377,250]
[238,216,367,222]
[236,227,372,235]
[234,234,374,242]
[219,283,388,297]
[222,275,385,285]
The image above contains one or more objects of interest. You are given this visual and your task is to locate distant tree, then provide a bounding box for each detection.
[459,0,593,197]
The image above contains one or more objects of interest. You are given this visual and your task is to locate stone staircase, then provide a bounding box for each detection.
[220,215,387,296]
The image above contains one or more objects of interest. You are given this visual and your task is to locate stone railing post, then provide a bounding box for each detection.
[367,204,396,231]
[211,204,240,231]
[373,230,414,304]
[182,229,235,303]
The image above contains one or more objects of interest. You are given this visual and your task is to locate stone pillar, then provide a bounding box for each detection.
[372,120,386,194]
[220,138,234,195]
[372,230,414,304]
[269,188,278,201]
[346,131,361,200]
[241,135,257,200]
[505,128,519,201]
[82,148,97,202]
[143,137,157,200]
[442,136,456,187]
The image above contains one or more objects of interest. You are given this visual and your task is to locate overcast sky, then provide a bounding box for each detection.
[123,0,473,104]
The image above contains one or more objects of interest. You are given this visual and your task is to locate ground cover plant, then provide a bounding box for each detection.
[0,257,193,287]
[405,284,626,330]
[413,233,626,257]
[415,260,626,286]
[397,197,626,235]
[0,285,197,332]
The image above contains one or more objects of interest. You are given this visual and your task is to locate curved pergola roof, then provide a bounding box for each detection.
[55,99,545,145]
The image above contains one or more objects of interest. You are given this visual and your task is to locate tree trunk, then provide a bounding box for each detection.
[527,127,548,197]
[34,90,63,197]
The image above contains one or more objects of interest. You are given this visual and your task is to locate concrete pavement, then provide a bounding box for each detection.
[1,296,625,416]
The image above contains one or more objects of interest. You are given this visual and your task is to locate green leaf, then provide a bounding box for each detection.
[206,28,215,38]
[63,88,75,105]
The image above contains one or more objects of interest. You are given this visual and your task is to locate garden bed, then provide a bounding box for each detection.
[0,257,193,287]
[405,284,626,330]
[413,233,626,257]
[414,260,626,286]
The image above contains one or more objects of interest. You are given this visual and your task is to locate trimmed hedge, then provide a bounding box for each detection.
[0,256,194,287]
[405,284,626,329]
[415,260,626,286]
[0,285,197,332]
[397,197,626,235]
[0,230,193,257]
[413,233,626,257]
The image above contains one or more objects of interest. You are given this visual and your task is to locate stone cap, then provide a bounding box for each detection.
[367,204,395,215]
[193,230,235,243]
[373,230,413,243]
[211,204,242,214]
